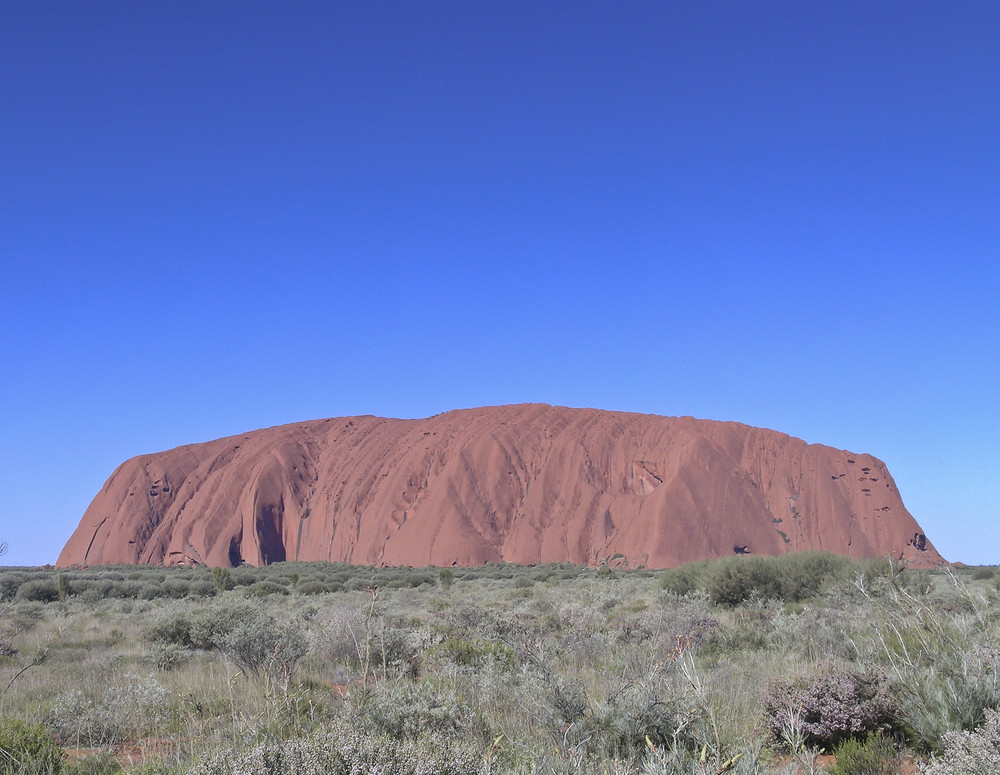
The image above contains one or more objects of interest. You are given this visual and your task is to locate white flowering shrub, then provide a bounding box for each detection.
[921,708,1000,775]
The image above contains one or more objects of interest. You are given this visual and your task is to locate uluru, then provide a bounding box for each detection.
[57,404,942,569]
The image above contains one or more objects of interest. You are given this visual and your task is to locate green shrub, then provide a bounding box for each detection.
[110,580,143,599]
[316,607,363,669]
[774,551,852,601]
[544,675,588,726]
[12,601,45,629]
[145,602,307,687]
[0,572,28,601]
[69,577,143,600]
[659,552,853,606]
[433,638,515,669]
[148,641,190,671]
[658,562,707,596]
[294,580,329,595]
[853,570,1000,750]
[188,605,253,649]
[145,611,195,647]
[160,579,191,599]
[186,580,216,598]
[15,579,59,603]
[65,580,100,600]
[94,572,125,582]
[707,556,783,606]
[55,575,71,601]
[349,682,485,742]
[0,717,63,774]
[146,601,266,650]
[828,732,898,775]
[401,573,435,588]
[211,567,232,593]
[243,581,289,597]
[228,571,257,588]
[710,606,774,652]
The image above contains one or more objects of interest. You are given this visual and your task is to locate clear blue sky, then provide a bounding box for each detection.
[1,2,997,567]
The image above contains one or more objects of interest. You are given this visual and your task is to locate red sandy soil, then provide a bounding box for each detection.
[65,738,182,766]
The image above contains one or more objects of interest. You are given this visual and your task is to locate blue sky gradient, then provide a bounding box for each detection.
[2,2,997,566]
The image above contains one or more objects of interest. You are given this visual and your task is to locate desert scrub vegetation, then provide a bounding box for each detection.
[0,717,63,774]
[0,556,999,773]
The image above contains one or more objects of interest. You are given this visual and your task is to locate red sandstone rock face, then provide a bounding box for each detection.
[57,404,943,569]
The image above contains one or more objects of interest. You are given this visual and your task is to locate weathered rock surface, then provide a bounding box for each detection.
[57,404,943,568]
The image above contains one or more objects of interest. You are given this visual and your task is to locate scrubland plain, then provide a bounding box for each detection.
[2,554,1000,774]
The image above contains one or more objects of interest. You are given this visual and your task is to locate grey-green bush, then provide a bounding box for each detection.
[15,579,59,604]
[47,673,170,747]
[186,726,483,775]
[348,681,486,742]
[216,608,307,691]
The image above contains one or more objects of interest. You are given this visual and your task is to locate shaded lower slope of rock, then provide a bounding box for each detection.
[57,404,943,568]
